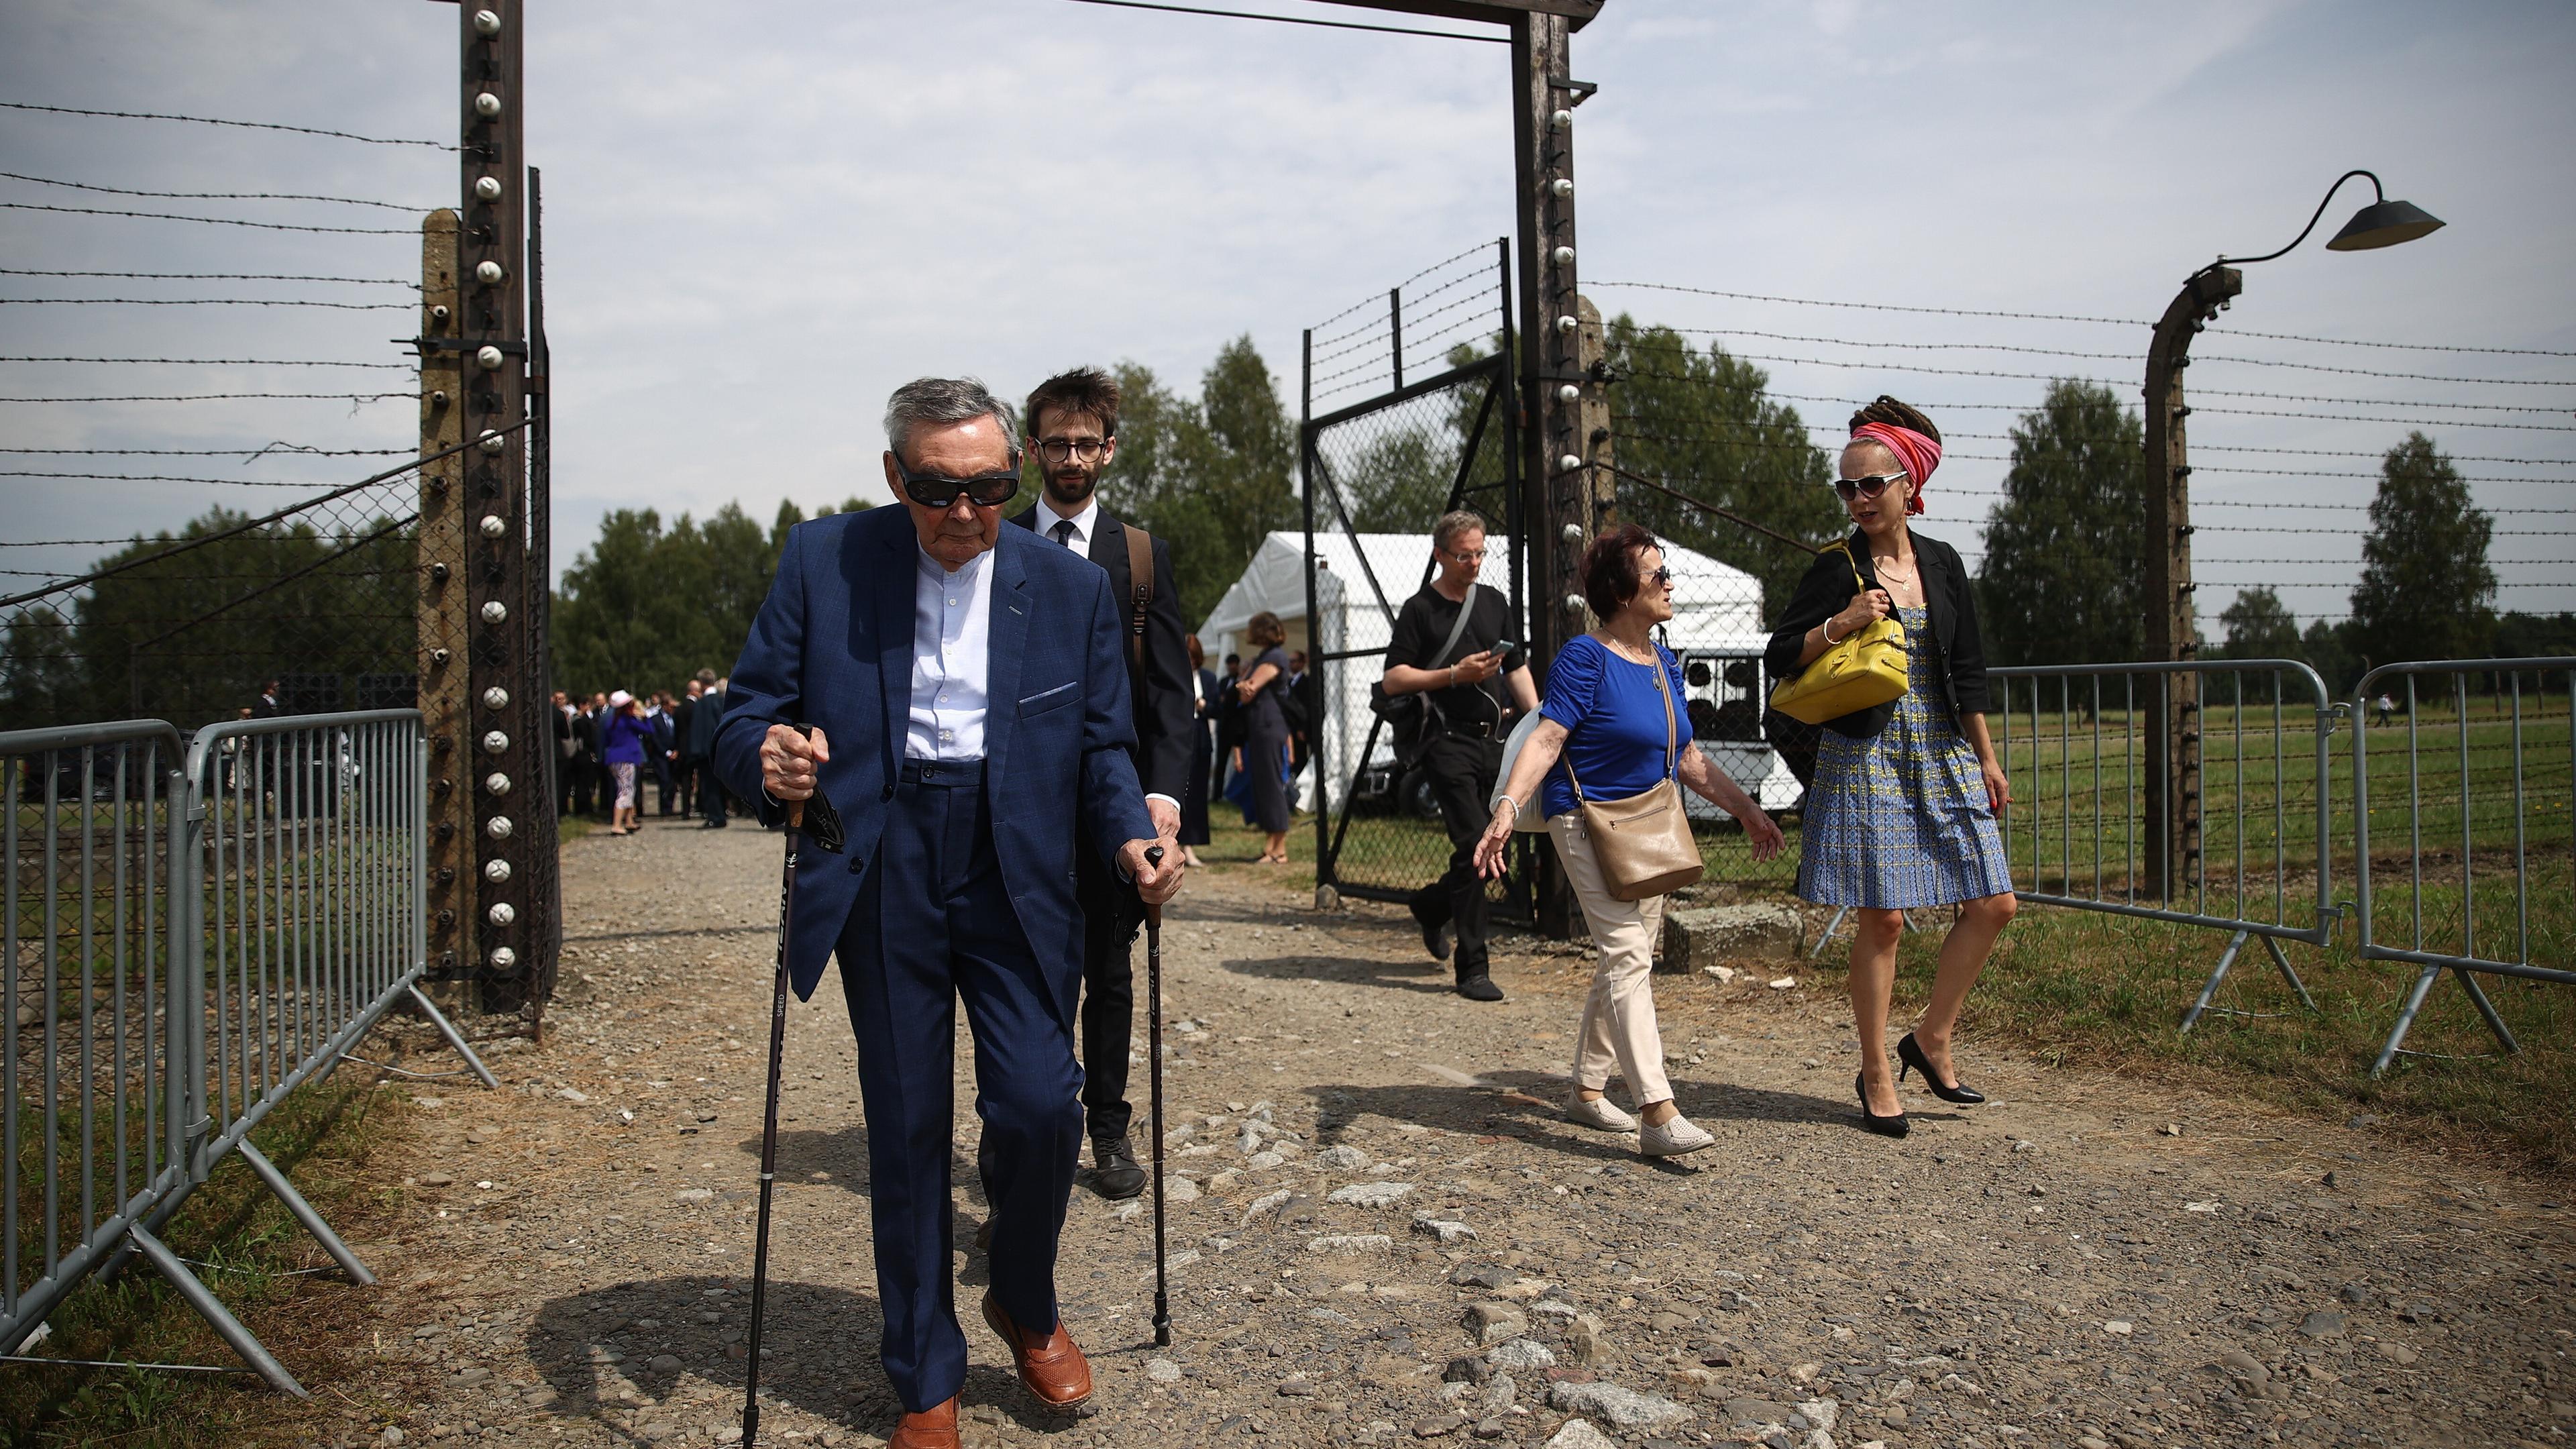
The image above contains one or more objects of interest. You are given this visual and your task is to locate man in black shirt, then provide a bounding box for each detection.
[1380,510,1538,1001]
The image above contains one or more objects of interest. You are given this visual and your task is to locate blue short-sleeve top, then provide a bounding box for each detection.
[1537,635,1693,819]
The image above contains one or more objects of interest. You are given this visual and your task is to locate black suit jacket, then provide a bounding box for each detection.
[1010,503,1195,802]
[1765,528,1991,739]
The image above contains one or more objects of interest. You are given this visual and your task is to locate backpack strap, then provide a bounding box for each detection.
[1123,523,1155,673]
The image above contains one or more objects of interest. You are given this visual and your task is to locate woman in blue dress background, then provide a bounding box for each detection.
[1767,396,2016,1138]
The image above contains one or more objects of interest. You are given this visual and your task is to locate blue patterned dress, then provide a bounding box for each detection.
[1797,606,2012,908]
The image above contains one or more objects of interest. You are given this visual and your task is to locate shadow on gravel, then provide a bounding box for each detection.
[1218,951,1457,995]
[1305,1069,1854,1160]
[528,1275,1080,1443]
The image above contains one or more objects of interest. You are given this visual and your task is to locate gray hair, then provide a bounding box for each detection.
[883,376,1020,465]
[1432,508,1490,552]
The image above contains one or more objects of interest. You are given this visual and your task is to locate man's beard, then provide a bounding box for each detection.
[1044,466,1099,508]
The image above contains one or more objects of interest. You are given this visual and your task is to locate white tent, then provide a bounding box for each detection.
[1201,531,1800,815]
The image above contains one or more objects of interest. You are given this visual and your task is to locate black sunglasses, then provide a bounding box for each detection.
[894,454,1022,510]
[1831,471,1907,502]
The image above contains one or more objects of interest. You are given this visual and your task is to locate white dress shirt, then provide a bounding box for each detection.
[907,542,994,762]
[1039,494,1101,554]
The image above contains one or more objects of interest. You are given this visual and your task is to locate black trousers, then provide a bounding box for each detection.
[696,758,728,824]
[652,752,678,814]
[1072,835,1140,1145]
[570,757,596,817]
[1407,733,1503,973]
[674,755,698,815]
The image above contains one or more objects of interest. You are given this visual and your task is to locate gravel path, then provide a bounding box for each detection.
[305,818,2575,1449]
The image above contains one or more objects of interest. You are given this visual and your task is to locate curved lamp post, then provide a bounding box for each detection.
[2143,170,2445,900]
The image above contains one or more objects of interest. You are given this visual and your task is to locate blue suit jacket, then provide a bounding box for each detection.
[714,507,1156,1000]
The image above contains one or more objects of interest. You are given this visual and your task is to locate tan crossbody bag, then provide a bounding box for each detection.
[1558,649,1705,902]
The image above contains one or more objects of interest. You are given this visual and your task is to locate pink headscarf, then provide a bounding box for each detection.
[1851,421,1941,516]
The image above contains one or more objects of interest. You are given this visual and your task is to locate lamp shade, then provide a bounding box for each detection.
[2326,197,2445,251]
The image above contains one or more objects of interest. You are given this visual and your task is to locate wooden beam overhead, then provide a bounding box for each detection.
[1310,0,1604,33]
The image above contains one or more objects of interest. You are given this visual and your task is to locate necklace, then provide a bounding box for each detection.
[1872,553,1917,584]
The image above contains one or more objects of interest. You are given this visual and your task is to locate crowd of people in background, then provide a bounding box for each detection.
[549,668,743,833]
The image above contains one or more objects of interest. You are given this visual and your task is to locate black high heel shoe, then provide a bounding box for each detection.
[1855,1072,1909,1138]
[1897,1032,1986,1105]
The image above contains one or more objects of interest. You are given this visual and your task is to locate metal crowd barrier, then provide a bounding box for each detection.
[1990,660,2339,1028]
[1,711,493,1393]
[2353,659,2576,1075]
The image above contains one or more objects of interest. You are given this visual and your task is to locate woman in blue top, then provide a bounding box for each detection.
[1475,525,1784,1159]
[599,689,654,837]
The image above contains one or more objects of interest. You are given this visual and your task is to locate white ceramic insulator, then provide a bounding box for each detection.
[1558,454,1583,472]
[480,730,510,755]
[1556,315,1578,333]
[481,686,511,710]
[476,345,504,370]
[481,600,508,625]
[484,772,511,796]
[486,815,514,840]
[480,514,507,538]
[1551,109,1572,129]
[483,858,513,883]
[474,176,503,201]
[488,945,517,969]
[486,902,516,927]
[1564,593,1589,614]
[474,92,503,119]
[476,260,505,286]
[478,429,506,455]
[1552,246,1575,266]
[1552,178,1574,198]
[1558,384,1582,403]
[473,9,502,37]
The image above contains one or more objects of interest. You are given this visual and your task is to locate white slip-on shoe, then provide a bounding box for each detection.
[1566,1090,1638,1132]
[1638,1114,1714,1157]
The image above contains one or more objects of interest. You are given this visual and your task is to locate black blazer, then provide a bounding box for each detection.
[1010,504,1196,802]
[1764,529,1992,739]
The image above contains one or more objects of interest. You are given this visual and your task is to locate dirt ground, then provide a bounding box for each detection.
[282,815,2576,1449]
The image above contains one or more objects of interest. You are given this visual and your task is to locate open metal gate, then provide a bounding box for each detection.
[1299,241,1535,916]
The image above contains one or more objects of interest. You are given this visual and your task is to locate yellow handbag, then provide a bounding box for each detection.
[1768,543,1910,726]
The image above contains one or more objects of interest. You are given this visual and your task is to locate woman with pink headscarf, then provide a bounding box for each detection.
[1764,396,2016,1139]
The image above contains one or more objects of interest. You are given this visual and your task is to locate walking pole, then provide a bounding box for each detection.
[1144,844,1172,1348]
[742,729,843,1446]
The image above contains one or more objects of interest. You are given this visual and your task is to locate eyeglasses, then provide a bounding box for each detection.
[1033,437,1110,464]
[894,455,1022,510]
[1832,472,1907,502]
[1648,566,1672,588]
[1446,548,1487,564]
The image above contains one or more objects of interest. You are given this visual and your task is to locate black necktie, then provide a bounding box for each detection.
[1051,519,1077,549]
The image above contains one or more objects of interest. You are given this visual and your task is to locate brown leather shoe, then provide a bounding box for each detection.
[888,1394,959,1449]
[981,1291,1093,1409]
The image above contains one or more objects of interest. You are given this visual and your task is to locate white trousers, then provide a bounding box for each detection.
[1548,812,1672,1108]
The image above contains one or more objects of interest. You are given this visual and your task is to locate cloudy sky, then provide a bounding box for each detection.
[4,0,2571,630]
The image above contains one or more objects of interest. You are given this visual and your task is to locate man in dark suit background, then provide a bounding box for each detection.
[1006,367,1191,1201]
[683,669,727,827]
[717,377,1180,1447]
[1285,649,1321,782]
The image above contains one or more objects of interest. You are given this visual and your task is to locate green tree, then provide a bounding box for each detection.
[2215,586,2303,702]
[2351,431,2495,667]
[1105,338,1299,626]
[549,495,869,698]
[2302,618,2360,698]
[1975,380,2148,667]
[1604,318,1839,607]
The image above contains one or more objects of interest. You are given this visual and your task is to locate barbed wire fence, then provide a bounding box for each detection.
[0,101,449,733]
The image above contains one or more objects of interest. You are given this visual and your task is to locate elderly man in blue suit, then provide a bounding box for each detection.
[714,377,1183,1449]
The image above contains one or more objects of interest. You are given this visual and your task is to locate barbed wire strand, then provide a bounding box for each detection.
[0,298,411,311]
[0,356,408,369]
[0,201,413,235]
[1309,239,1497,334]
[0,444,409,458]
[0,100,451,150]
[1593,278,2576,357]
[0,267,413,286]
[0,170,425,213]
[1638,325,2574,387]
[0,392,407,405]
[1,470,417,486]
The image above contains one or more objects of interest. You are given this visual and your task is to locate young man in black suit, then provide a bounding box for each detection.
[1006,367,1193,1201]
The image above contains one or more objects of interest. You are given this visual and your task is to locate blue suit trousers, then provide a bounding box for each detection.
[836,764,1083,1413]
